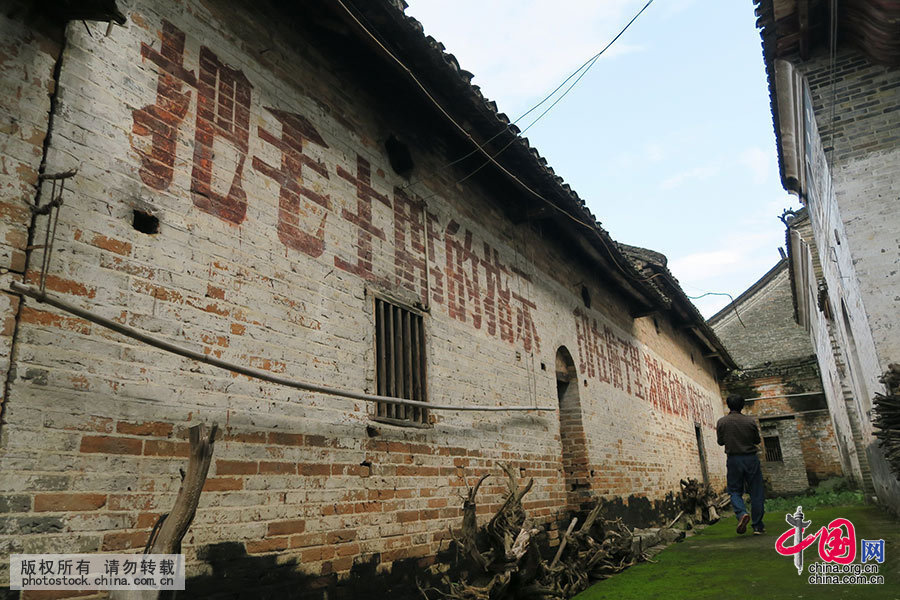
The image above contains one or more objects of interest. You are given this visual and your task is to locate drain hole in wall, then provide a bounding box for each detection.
[133,209,159,234]
[581,285,591,308]
[385,135,413,177]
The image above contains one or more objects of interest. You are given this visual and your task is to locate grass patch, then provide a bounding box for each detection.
[765,489,864,513]
[573,503,899,600]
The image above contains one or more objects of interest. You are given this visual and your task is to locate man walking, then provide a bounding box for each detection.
[716,394,765,535]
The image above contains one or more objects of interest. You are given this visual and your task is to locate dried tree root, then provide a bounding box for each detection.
[423,462,657,600]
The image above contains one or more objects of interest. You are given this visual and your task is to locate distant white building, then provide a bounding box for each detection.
[755,0,900,512]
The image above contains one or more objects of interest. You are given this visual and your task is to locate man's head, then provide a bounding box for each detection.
[726,394,745,412]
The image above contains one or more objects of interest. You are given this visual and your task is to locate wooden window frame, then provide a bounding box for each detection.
[763,435,783,462]
[372,295,428,427]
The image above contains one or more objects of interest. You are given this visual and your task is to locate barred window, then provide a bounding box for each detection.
[764,436,783,462]
[374,297,427,425]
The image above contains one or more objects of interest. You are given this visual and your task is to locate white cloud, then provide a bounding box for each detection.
[738,146,771,185]
[669,250,740,282]
[659,163,720,190]
[668,226,787,318]
[405,0,649,114]
[645,141,665,162]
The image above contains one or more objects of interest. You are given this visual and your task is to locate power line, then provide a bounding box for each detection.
[518,0,654,134]
[346,1,732,353]
[688,291,746,328]
[336,0,676,296]
[402,0,655,190]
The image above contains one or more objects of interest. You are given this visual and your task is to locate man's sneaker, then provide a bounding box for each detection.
[737,513,750,534]
[753,528,766,536]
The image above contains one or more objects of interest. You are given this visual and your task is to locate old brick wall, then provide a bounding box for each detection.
[789,217,867,489]
[787,45,900,510]
[0,9,63,422]
[802,48,900,377]
[737,371,843,489]
[759,417,807,495]
[709,262,813,369]
[798,46,897,410]
[796,412,844,484]
[712,253,845,490]
[0,1,726,594]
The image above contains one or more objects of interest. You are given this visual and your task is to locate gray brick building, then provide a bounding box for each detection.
[710,259,844,495]
[0,1,736,596]
[755,0,900,512]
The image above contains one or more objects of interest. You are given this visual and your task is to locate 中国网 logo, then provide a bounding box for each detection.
[774,506,885,585]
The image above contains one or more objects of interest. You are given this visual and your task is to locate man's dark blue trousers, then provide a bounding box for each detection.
[726,453,765,532]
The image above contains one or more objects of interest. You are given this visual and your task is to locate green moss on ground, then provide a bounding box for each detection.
[573,504,899,600]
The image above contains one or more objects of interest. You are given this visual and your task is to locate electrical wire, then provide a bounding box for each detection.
[337,0,668,291]
[687,291,746,328]
[9,282,556,412]
[396,0,652,195]
[336,0,742,353]
[827,0,839,171]
[518,0,654,135]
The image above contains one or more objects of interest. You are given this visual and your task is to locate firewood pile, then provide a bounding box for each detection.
[677,478,729,527]
[873,364,900,481]
[419,464,642,600]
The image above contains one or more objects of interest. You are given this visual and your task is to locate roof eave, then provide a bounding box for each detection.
[326,0,671,313]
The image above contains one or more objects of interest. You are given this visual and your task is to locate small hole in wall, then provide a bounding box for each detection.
[653,317,660,333]
[540,362,546,371]
[833,228,841,245]
[581,285,591,308]
[583,379,588,387]
[132,209,159,234]
[385,135,414,177]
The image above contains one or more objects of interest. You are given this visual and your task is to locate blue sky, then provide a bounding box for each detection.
[404,0,800,317]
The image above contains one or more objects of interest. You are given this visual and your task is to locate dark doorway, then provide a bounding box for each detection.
[556,346,592,510]
[694,423,709,484]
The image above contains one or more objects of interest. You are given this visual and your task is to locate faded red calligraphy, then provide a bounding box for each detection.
[191,47,252,224]
[253,107,330,257]
[132,20,196,190]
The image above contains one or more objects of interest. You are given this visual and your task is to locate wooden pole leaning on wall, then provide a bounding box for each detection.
[9,282,555,412]
[110,423,217,600]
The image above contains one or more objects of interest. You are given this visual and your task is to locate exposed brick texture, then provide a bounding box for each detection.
[758,417,807,495]
[709,262,814,369]
[712,259,844,491]
[0,2,728,593]
[0,12,63,428]
[782,44,900,511]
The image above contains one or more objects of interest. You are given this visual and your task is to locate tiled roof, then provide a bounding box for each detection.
[336,0,737,369]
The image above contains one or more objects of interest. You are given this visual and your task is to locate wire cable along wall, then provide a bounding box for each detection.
[9,282,555,413]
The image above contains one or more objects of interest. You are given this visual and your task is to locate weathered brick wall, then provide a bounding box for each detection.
[710,263,813,369]
[737,372,843,488]
[789,217,866,488]
[759,417,807,495]
[713,256,845,489]
[0,2,726,595]
[787,46,900,511]
[0,10,63,417]
[796,412,844,484]
[800,45,899,402]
